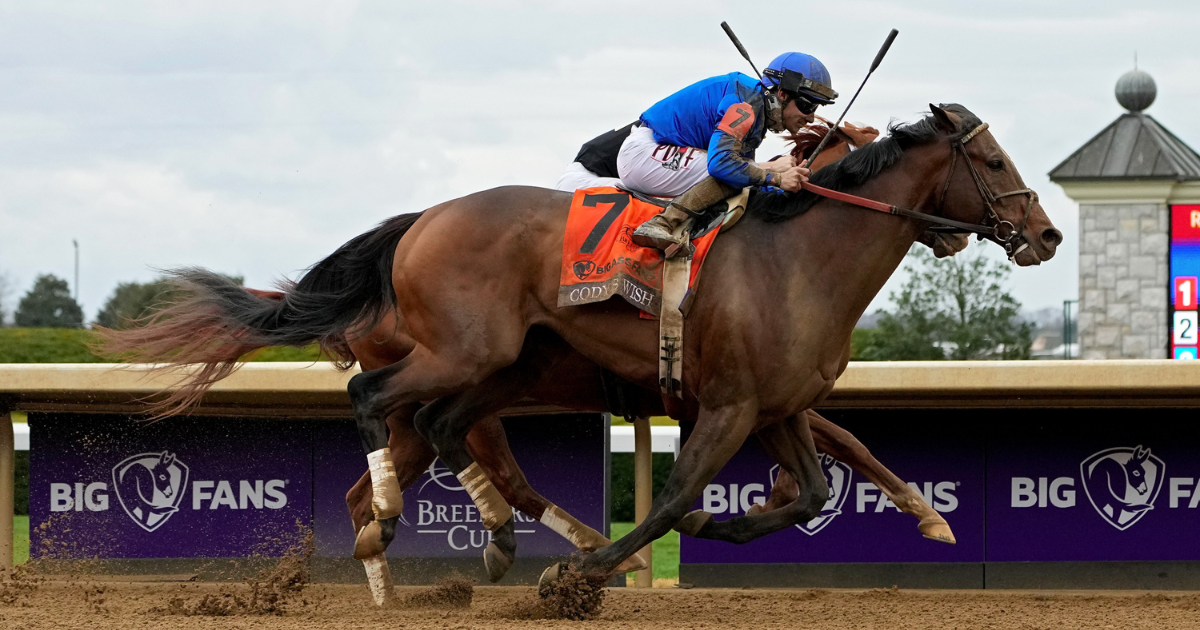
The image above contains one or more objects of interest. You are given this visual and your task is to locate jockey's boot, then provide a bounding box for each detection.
[632,177,738,255]
[630,204,695,252]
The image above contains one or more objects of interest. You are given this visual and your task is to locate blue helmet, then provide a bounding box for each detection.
[762,52,837,104]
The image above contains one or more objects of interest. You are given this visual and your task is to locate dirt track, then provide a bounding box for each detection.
[3,580,1200,629]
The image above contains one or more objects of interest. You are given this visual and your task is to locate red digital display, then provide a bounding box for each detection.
[1172,204,1200,242]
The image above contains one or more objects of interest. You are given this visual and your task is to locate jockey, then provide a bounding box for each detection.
[555,52,837,253]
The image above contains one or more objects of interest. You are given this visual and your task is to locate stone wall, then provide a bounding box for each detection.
[1078,203,1169,359]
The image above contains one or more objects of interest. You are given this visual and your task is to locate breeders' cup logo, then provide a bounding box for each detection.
[399,460,465,528]
[112,451,189,532]
[1081,445,1164,531]
[774,453,852,536]
[403,459,538,551]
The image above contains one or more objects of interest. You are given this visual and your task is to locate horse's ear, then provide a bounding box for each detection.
[1133,445,1149,462]
[929,104,958,133]
[160,451,173,466]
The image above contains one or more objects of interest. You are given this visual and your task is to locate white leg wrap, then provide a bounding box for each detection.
[362,553,394,607]
[368,448,403,519]
[456,462,513,530]
[541,504,610,552]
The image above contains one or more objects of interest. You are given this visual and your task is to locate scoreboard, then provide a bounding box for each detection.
[1171,205,1200,359]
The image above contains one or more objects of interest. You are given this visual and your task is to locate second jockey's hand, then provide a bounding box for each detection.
[776,166,810,193]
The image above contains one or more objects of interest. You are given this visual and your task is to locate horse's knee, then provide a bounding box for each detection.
[795,486,830,523]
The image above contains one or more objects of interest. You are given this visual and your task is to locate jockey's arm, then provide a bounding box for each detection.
[705,101,772,189]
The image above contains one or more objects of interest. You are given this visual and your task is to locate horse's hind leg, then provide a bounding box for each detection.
[675,413,830,544]
[346,403,435,558]
[807,410,955,544]
[347,333,524,514]
[465,414,647,573]
[342,402,434,605]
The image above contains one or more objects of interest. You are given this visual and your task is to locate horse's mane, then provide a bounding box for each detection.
[746,103,982,223]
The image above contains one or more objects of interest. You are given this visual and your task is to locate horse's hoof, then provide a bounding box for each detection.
[538,561,566,598]
[919,517,957,545]
[745,503,766,517]
[615,551,648,573]
[353,521,386,560]
[483,540,514,583]
[674,510,714,537]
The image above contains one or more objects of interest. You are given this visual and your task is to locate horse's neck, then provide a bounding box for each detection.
[777,142,951,332]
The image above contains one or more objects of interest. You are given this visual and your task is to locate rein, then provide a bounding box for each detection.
[799,122,1038,258]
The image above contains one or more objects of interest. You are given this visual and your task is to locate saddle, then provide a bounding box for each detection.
[559,186,749,403]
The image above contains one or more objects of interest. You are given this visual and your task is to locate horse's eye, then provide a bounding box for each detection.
[986,159,1004,171]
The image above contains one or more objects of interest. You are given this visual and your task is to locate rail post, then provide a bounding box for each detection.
[633,416,653,587]
[0,410,13,578]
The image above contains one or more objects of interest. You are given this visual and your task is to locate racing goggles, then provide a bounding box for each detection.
[790,95,820,115]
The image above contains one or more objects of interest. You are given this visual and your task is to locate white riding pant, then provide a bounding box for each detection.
[616,125,709,197]
[553,161,622,192]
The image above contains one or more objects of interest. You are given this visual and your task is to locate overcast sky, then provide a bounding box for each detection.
[1,1,1198,322]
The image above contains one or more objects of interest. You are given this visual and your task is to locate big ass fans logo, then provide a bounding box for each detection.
[1010,444,1184,531]
[112,451,189,532]
[48,449,291,531]
[701,452,959,534]
[1081,446,1165,530]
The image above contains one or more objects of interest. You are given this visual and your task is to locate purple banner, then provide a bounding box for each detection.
[30,414,312,558]
[312,415,607,559]
[680,419,985,564]
[987,413,1200,562]
[29,412,609,561]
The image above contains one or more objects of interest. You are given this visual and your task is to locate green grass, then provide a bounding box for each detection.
[610,521,678,582]
[14,515,28,565]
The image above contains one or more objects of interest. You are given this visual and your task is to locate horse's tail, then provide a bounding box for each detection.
[94,211,424,417]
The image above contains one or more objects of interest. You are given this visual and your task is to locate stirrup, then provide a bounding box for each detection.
[662,238,695,260]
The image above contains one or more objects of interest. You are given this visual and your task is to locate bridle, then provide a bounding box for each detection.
[801,121,1038,260]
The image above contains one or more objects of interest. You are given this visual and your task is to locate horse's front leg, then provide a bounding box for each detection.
[674,412,830,544]
[545,399,762,584]
[807,410,955,544]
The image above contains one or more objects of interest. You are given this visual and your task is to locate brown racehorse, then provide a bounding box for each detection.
[336,309,958,582]
[98,104,1060,587]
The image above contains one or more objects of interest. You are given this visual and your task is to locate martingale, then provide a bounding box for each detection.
[557,187,722,316]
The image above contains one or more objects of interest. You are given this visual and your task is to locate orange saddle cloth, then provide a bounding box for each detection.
[558,187,723,316]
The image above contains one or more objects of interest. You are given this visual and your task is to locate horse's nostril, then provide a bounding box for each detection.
[1041,228,1063,248]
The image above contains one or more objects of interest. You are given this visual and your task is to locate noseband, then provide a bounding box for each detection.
[933,122,1038,259]
[800,121,1038,260]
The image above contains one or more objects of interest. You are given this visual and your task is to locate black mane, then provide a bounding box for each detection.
[746,104,982,223]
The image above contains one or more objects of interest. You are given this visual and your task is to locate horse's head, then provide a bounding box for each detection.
[928,104,1061,266]
[1125,445,1151,494]
[152,451,176,497]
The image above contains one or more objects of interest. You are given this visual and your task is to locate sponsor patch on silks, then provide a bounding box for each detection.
[559,187,722,316]
[716,102,755,140]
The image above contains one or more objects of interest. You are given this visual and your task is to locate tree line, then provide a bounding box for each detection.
[0,272,240,330]
[0,245,1035,359]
